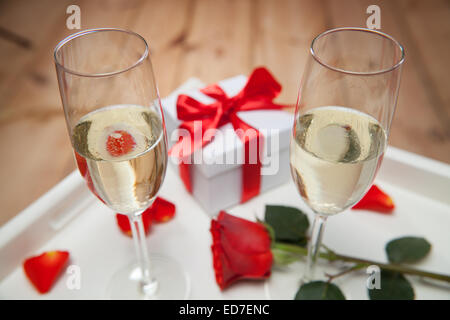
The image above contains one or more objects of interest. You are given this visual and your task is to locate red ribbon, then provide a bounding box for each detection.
[169,67,286,203]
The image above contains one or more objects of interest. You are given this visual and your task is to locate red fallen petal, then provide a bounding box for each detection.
[150,197,176,223]
[106,130,136,157]
[116,210,152,237]
[23,251,69,294]
[210,211,272,290]
[352,184,395,213]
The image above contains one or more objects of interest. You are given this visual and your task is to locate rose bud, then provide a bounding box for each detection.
[210,211,273,290]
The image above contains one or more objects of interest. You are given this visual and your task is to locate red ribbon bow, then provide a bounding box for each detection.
[170,67,286,203]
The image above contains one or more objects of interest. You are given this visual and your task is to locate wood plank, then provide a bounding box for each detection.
[395,0,450,126]
[0,0,73,102]
[323,0,450,163]
[253,0,328,104]
[132,0,194,97]
[0,0,146,225]
[173,0,253,87]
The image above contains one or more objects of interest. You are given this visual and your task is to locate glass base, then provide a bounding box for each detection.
[106,254,190,300]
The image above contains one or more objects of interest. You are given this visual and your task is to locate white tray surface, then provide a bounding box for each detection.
[0,147,449,299]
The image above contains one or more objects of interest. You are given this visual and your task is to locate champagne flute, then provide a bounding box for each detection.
[54,28,189,299]
[292,28,404,283]
[265,28,405,299]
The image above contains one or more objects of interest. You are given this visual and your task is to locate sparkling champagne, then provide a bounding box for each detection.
[290,106,386,215]
[72,104,167,214]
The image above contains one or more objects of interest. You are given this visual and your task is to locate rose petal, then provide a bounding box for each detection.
[210,211,273,290]
[352,184,395,213]
[150,197,176,223]
[23,251,70,294]
[217,211,271,254]
[116,210,152,237]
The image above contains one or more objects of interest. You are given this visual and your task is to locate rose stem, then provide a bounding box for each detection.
[325,263,366,282]
[272,242,450,283]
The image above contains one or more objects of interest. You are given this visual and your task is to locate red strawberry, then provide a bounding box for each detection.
[106,130,136,157]
[151,197,176,223]
[352,184,395,213]
[23,251,70,294]
[116,210,152,237]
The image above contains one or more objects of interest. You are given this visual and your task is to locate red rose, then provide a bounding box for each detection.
[210,211,273,290]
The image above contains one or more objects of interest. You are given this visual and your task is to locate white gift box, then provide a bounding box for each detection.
[161,75,294,216]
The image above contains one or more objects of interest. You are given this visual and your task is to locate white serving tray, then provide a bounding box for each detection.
[0,148,449,298]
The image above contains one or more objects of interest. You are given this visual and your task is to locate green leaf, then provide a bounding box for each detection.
[368,270,415,300]
[271,248,300,266]
[264,205,310,245]
[386,237,431,264]
[295,281,346,300]
[256,218,276,243]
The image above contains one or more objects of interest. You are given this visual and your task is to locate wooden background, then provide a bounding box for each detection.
[0,0,449,226]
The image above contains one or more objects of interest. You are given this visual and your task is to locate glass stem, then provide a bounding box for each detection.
[129,213,158,296]
[304,214,328,282]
